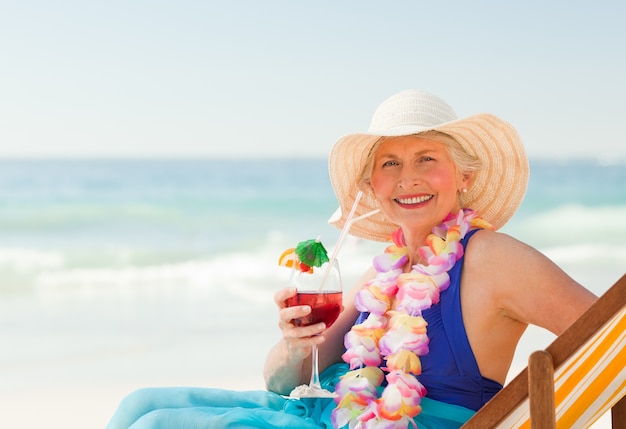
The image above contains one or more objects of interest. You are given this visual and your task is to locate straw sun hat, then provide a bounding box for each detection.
[328,89,529,242]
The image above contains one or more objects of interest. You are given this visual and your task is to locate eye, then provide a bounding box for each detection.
[420,156,435,162]
[381,160,400,167]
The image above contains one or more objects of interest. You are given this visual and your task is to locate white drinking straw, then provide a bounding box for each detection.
[330,206,380,261]
[319,191,380,290]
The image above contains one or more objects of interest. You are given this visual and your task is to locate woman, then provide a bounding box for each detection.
[107,90,596,428]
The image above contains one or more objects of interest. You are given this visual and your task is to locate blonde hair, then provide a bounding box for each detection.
[356,131,482,191]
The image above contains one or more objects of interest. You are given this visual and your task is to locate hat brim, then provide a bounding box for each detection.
[328,113,529,242]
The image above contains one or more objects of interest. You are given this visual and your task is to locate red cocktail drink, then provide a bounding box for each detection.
[287,291,342,328]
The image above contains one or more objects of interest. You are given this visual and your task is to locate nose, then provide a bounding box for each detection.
[397,165,421,189]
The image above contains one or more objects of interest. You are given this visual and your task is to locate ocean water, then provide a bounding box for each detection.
[0,158,623,295]
[0,159,337,293]
[0,158,624,428]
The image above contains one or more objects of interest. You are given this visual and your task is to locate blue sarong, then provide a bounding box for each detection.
[106,363,475,429]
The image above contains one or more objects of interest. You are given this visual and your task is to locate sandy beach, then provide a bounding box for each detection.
[0,291,273,428]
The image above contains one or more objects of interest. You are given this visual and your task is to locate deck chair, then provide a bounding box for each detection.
[461,273,626,429]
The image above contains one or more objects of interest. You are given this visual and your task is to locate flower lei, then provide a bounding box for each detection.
[331,209,492,429]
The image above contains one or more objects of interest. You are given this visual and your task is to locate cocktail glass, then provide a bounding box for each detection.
[286,259,342,398]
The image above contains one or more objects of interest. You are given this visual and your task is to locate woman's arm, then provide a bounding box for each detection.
[467,230,597,335]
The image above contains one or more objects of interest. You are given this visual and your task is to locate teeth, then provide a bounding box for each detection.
[396,195,433,204]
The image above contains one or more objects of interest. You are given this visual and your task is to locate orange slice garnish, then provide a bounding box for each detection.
[278,248,298,268]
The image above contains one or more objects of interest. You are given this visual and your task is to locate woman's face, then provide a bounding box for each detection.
[368,135,468,233]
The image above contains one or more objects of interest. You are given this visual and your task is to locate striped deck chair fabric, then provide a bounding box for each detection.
[499,307,625,428]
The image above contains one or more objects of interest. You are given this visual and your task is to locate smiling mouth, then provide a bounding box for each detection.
[395,195,433,205]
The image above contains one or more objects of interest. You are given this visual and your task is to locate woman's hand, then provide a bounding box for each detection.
[263,287,326,393]
[274,287,327,362]
[264,268,371,394]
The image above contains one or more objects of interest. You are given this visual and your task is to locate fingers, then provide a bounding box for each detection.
[281,324,326,355]
[280,319,326,338]
[278,315,325,360]
[274,287,297,308]
[279,302,310,325]
[278,304,325,333]
[274,286,326,357]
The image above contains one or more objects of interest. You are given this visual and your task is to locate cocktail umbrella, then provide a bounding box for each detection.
[295,238,329,269]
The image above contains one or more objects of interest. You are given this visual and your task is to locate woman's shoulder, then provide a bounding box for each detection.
[463,228,557,293]
[464,228,596,334]
[465,228,530,261]
[465,228,566,277]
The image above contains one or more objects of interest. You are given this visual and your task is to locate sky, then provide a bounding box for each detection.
[1,1,625,160]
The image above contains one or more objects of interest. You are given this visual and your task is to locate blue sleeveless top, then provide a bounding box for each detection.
[355,229,502,411]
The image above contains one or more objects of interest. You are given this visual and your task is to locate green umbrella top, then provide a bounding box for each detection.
[277,238,329,273]
[295,238,329,269]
